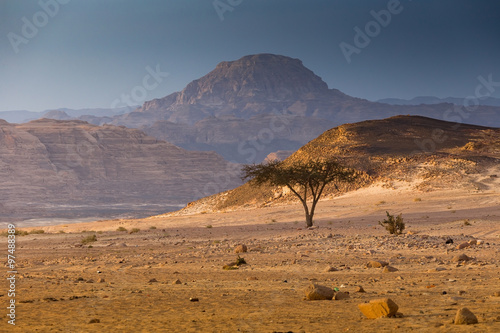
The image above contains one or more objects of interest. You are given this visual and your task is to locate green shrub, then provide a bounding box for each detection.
[116,227,128,232]
[29,229,45,234]
[129,228,140,234]
[149,226,157,230]
[379,211,405,235]
[81,234,97,244]
[205,225,213,229]
[15,230,29,236]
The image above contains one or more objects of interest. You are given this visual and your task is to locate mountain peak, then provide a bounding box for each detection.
[177,53,329,105]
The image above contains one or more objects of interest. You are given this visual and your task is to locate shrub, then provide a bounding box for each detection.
[81,234,97,244]
[29,229,45,234]
[379,211,405,235]
[205,225,213,229]
[116,227,128,232]
[129,228,140,234]
[149,226,157,230]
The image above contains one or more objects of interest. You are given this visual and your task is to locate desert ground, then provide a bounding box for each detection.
[1,185,500,332]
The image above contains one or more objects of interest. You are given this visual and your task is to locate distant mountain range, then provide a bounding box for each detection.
[0,106,136,124]
[99,54,500,162]
[377,96,500,107]
[2,54,499,163]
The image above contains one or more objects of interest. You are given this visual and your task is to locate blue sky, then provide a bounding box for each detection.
[1,0,499,111]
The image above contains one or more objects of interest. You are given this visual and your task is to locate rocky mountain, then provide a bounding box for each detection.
[0,119,240,221]
[171,115,500,215]
[82,54,498,163]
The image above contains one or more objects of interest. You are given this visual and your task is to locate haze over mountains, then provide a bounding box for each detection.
[51,54,500,162]
[0,119,239,221]
[0,106,135,124]
[378,96,500,107]
[2,54,500,163]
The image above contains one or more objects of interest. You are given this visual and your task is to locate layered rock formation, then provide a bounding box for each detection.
[0,119,240,221]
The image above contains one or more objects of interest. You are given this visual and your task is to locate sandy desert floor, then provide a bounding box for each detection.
[1,185,500,332]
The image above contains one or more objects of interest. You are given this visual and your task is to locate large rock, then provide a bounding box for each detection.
[234,244,248,253]
[454,307,478,325]
[367,261,389,268]
[382,266,399,273]
[452,254,472,262]
[305,284,334,300]
[358,298,399,319]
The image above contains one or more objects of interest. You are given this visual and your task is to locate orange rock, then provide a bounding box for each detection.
[358,298,399,319]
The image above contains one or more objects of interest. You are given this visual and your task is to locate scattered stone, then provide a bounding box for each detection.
[86,279,94,283]
[477,240,484,245]
[452,254,471,262]
[43,297,58,302]
[445,238,454,244]
[493,291,500,297]
[456,242,470,250]
[367,261,388,268]
[468,239,477,246]
[98,278,105,283]
[149,278,158,283]
[383,266,399,273]
[172,279,182,285]
[246,277,258,281]
[454,307,478,325]
[88,319,100,324]
[334,291,350,300]
[324,266,338,272]
[358,298,399,319]
[304,283,334,300]
[396,276,404,280]
[235,244,248,253]
[356,286,366,293]
[189,297,199,302]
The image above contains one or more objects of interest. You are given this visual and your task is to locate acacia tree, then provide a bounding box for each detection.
[242,159,357,227]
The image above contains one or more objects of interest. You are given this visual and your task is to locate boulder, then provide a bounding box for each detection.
[235,244,248,253]
[452,254,471,262]
[456,242,470,250]
[305,283,334,300]
[324,266,338,272]
[334,291,350,300]
[382,266,399,273]
[358,298,399,319]
[367,261,389,268]
[454,307,478,325]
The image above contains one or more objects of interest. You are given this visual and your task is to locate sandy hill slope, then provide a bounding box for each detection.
[0,119,240,221]
[169,115,500,216]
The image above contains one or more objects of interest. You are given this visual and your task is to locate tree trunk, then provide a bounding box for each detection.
[305,213,313,227]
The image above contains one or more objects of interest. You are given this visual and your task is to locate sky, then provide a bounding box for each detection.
[1,0,499,112]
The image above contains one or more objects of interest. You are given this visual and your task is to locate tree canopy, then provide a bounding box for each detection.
[242,159,357,227]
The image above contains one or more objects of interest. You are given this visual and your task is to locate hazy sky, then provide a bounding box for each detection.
[1,0,499,111]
